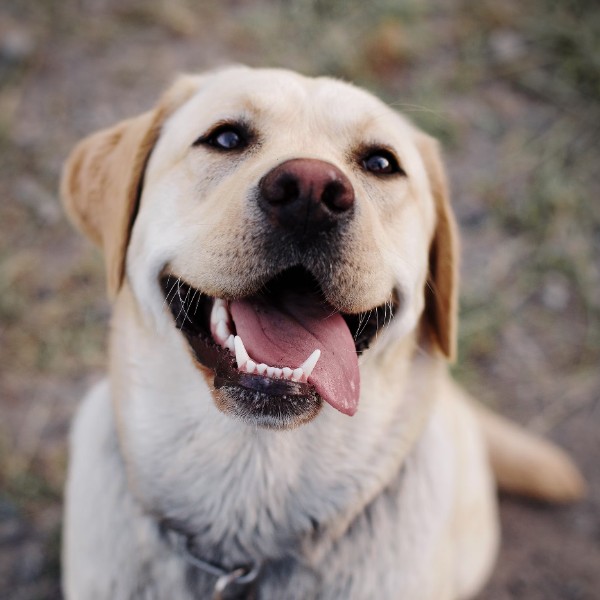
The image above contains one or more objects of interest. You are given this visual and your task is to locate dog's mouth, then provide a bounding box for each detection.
[160,267,396,427]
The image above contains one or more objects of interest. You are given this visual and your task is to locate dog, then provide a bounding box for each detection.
[60,66,585,600]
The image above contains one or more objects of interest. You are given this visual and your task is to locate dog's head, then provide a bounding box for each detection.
[62,66,457,430]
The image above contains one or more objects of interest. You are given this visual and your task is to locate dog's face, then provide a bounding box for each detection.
[62,67,457,430]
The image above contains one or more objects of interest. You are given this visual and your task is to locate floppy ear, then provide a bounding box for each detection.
[416,133,459,361]
[60,74,204,298]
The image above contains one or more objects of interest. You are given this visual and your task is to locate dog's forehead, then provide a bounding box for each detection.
[170,67,411,141]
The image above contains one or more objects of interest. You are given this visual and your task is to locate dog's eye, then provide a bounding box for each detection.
[362,150,404,176]
[211,127,244,150]
[194,124,249,151]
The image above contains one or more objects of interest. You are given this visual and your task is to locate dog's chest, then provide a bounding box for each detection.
[68,377,455,599]
[156,419,454,600]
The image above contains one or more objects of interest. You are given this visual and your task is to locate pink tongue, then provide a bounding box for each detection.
[229,291,360,416]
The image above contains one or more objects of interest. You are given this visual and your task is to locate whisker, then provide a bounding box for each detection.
[355,309,373,341]
[174,279,190,326]
[180,284,193,328]
[161,274,173,310]
[167,278,181,312]
[192,288,202,316]
[353,311,367,341]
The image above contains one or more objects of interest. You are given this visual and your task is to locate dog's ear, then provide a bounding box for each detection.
[60,110,162,299]
[60,74,204,298]
[416,133,459,361]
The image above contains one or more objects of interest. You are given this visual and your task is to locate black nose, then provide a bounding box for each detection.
[259,158,355,233]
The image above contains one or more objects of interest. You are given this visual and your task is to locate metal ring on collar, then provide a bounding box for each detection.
[213,563,259,598]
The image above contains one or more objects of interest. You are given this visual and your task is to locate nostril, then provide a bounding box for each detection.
[263,173,300,205]
[322,180,354,212]
[278,176,300,204]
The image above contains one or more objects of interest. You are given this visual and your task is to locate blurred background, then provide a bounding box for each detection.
[0,0,598,598]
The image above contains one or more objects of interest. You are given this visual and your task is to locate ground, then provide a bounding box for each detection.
[0,1,598,598]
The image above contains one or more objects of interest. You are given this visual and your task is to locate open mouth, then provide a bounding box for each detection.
[160,267,396,428]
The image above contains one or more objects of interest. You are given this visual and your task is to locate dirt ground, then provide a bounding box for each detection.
[0,1,598,598]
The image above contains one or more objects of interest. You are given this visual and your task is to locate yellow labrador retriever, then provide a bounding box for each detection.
[61,66,584,600]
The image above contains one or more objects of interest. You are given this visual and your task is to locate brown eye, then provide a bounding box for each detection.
[362,150,403,175]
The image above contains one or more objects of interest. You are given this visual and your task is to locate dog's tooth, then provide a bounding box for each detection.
[266,366,276,378]
[216,320,229,342]
[257,363,267,375]
[299,349,320,379]
[282,367,293,379]
[246,360,256,374]
[215,306,229,324]
[292,368,303,381]
[210,300,227,324]
[225,335,235,352]
[273,368,282,378]
[234,336,250,369]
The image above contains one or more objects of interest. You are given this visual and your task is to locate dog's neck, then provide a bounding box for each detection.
[108,285,442,564]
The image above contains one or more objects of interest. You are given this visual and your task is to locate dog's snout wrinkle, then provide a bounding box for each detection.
[259,158,354,233]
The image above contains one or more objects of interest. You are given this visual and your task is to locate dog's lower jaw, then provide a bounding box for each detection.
[181,335,324,430]
[213,385,322,430]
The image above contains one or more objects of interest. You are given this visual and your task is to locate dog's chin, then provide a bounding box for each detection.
[160,266,397,430]
[214,386,322,430]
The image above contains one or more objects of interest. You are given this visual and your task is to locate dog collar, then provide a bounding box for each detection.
[160,521,261,600]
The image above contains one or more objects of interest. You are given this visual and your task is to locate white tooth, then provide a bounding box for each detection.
[257,363,267,375]
[292,368,303,381]
[210,299,226,324]
[225,335,235,351]
[216,320,229,342]
[215,306,229,323]
[246,360,256,374]
[299,349,320,379]
[266,366,276,377]
[234,336,249,369]
[282,367,293,379]
[273,368,282,378]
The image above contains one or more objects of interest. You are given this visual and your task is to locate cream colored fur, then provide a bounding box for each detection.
[61,67,584,600]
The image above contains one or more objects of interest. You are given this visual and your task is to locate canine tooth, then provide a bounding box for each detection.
[246,360,256,374]
[282,367,293,379]
[273,368,282,378]
[216,320,229,342]
[266,366,276,377]
[225,335,235,351]
[299,349,320,379]
[292,368,303,381]
[234,336,249,369]
[257,363,267,375]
